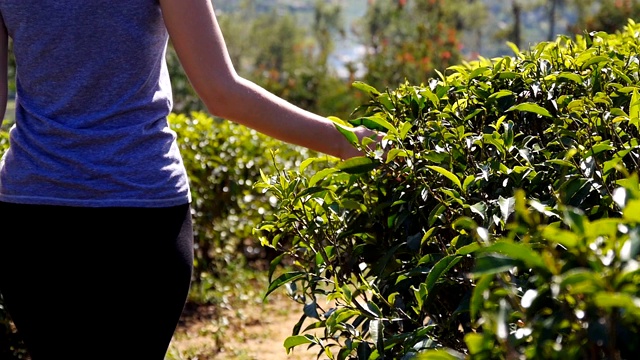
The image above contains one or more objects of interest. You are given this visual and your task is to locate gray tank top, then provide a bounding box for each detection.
[0,0,191,207]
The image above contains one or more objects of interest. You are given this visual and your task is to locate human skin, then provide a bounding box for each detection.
[159,0,380,160]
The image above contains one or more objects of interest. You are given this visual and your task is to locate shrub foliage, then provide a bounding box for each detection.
[255,21,640,359]
[170,112,327,288]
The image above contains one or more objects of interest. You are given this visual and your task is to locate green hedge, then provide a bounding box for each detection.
[169,111,329,291]
[256,21,640,359]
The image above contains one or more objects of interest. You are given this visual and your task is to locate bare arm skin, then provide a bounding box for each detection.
[0,17,8,128]
[159,0,378,160]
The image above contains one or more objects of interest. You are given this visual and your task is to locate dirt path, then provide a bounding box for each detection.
[168,292,322,360]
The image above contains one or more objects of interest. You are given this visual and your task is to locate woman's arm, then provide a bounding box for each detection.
[0,16,8,127]
[159,0,378,159]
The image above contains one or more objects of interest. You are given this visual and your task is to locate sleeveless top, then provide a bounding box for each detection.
[0,0,191,207]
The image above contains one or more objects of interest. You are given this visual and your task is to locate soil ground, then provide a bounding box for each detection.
[168,291,323,360]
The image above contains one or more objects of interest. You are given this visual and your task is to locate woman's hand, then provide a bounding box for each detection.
[340,126,386,160]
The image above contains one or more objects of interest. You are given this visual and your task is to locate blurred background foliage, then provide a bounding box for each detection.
[169,0,640,117]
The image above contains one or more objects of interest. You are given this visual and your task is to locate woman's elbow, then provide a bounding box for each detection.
[193,75,243,119]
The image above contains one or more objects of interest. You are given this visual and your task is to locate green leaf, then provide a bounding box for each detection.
[546,159,577,169]
[422,227,437,246]
[581,55,609,70]
[352,81,380,96]
[400,121,413,139]
[427,165,462,190]
[284,335,316,353]
[630,88,640,126]
[309,168,338,187]
[470,274,493,320]
[624,199,640,222]
[465,333,488,355]
[506,41,521,56]
[415,350,465,360]
[341,199,367,212]
[621,231,640,261]
[541,225,581,248]
[481,241,547,270]
[428,203,446,227]
[603,148,634,176]
[348,115,395,132]
[488,90,515,100]
[425,255,462,294]
[364,301,383,318]
[456,243,481,256]
[503,120,514,148]
[297,186,326,199]
[265,272,306,299]
[341,285,353,304]
[507,103,552,118]
[469,66,491,79]
[453,216,477,231]
[557,72,584,84]
[563,207,587,235]
[470,201,487,220]
[498,196,515,224]
[422,88,440,107]
[377,93,395,110]
[586,141,614,158]
[336,156,378,174]
[462,175,475,193]
[327,308,359,327]
[259,168,270,184]
[560,269,604,294]
[386,148,409,163]
[593,293,640,315]
[334,123,358,146]
[472,254,518,276]
[464,108,484,121]
[613,67,633,85]
[299,158,316,173]
[585,218,620,238]
[498,71,520,79]
[268,253,287,282]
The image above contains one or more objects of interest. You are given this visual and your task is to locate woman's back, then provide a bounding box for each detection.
[0,0,190,207]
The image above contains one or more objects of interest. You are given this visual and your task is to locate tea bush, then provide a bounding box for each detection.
[170,111,328,287]
[443,180,640,360]
[255,21,640,359]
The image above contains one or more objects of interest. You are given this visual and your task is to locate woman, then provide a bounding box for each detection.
[0,0,379,358]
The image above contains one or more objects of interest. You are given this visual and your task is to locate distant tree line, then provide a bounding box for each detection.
[167,0,640,118]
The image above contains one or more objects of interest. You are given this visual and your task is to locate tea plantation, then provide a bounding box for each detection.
[256,21,640,359]
[2,20,640,360]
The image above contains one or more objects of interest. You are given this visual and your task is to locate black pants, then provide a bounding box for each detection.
[0,202,194,359]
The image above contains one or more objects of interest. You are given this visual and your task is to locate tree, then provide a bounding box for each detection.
[583,0,640,33]
[238,2,358,118]
[492,0,546,51]
[457,0,490,58]
[355,0,466,91]
[546,0,566,40]
[167,0,360,119]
